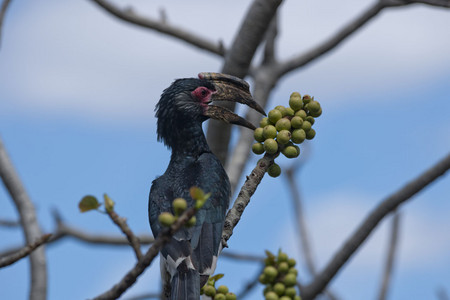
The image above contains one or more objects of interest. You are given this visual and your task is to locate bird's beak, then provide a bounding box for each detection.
[199,72,266,130]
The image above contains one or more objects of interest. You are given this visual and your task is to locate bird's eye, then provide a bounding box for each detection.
[192,87,210,101]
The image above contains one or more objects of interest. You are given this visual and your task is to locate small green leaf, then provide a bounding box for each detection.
[103,194,115,213]
[79,195,100,212]
[265,250,275,259]
[203,192,211,202]
[210,273,224,282]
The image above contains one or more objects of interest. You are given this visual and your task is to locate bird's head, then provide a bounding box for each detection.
[156,72,265,148]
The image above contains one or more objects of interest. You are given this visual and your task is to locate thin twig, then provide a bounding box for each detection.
[107,209,143,260]
[93,206,198,299]
[89,0,224,56]
[411,0,450,7]
[382,0,450,7]
[0,0,12,49]
[263,13,279,64]
[220,251,264,263]
[0,137,47,300]
[1,219,265,265]
[277,1,385,77]
[301,152,450,300]
[122,293,161,300]
[0,234,51,268]
[377,211,401,300]
[284,164,317,276]
[0,218,20,227]
[285,164,340,300]
[436,286,450,300]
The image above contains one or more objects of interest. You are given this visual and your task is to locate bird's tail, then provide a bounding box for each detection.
[170,269,200,300]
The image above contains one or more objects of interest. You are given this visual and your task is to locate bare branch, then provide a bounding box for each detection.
[284,164,317,276]
[0,137,47,300]
[411,0,450,7]
[207,0,283,164]
[1,217,265,266]
[93,206,198,300]
[263,14,279,64]
[0,225,153,258]
[0,218,20,227]
[437,287,450,300]
[222,152,275,246]
[381,0,450,7]
[220,251,264,263]
[377,211,401,300]
[107,209,143,260]
[277,1,385,77]
[0,234,51,268]
[123,293,161,300]
[0,0,12,49]
[54,223,154,246]
[277,0,449,77]
[301,152,450,300]
[89,0,224,56]
[285,164,340,300]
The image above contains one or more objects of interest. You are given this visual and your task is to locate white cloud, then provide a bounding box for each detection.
[276,188,450,274]
[1,0,449,125]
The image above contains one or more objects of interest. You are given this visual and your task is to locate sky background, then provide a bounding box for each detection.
[1,0,450,299]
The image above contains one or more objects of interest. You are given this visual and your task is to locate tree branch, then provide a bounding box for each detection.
[301,152,450,300]
[276,1,385,77]
[263,13,279,64]
[93,206,198,300]
[89,0,225,56]
[207,0,283,165]
[381,0,450,7]
[1,216,264,266]
[377,211,401,300]
[0,218,20,227]
[222,152,275,246]
[0,137,47,300]
[0,0,12,49]
[285,163,340,300]
[220,250,264,263]
[0,234,51,268]
[284,164,317,276]
[107,209,143,260]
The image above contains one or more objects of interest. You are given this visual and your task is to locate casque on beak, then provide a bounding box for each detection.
[199,72,266,130]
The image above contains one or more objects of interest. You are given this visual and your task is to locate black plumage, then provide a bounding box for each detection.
[149,73,264,300]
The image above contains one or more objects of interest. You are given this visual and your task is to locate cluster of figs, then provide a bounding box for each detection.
[259,250,301,300]
[252,92,322,177]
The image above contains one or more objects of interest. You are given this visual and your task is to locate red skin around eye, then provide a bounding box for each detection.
[191,87,216,110]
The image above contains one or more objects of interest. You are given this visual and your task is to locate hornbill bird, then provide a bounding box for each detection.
[149,72,265,300]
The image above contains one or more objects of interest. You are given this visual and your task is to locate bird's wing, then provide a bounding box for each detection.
[148,152,230,282]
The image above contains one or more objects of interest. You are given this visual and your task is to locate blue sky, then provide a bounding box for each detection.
[1,0,450,299]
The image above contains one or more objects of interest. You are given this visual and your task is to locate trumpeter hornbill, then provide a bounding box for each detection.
[149,72,265,300]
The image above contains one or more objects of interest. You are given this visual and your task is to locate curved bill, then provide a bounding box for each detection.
[204,105,257,130]
[199,72,266,116]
